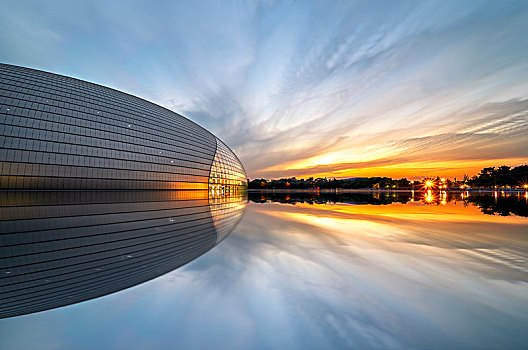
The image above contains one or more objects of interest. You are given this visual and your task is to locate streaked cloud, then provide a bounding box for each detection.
[0,0,527,178]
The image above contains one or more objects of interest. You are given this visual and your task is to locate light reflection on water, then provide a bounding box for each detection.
[0,191,527,350]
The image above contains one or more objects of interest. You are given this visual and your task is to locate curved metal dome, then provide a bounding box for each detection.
[0,63,247,191]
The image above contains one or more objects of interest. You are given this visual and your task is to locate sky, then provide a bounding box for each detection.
[0,0,527,179]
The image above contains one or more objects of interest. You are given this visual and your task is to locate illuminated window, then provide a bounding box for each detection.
[208,137,247,196]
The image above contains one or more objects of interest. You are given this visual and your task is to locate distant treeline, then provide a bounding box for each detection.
[249,177,411,189]
[248,165,528,189]
[467,165,528,188]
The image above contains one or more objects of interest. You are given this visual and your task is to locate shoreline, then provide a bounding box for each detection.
[248,188,528,193]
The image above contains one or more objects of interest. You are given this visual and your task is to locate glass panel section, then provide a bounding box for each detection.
[208,137,247,196]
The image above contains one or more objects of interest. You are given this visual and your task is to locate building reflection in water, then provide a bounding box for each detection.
[0,190,246,319]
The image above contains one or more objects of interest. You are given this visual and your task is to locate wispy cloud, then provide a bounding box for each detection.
[1,0,527,178]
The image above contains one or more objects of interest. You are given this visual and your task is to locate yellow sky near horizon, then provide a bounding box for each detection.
[256,157,528,180]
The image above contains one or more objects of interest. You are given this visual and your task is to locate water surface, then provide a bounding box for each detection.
[0,191,527,349]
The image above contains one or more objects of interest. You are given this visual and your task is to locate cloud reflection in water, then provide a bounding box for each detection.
[0,192,527,350]
[234,198,528,349]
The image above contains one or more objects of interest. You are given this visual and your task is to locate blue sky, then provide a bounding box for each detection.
[1,0,527,178]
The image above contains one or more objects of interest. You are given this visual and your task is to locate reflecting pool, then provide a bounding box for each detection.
[0,191,246,318]
[0,191,527,349]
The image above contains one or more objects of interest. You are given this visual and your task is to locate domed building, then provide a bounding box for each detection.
[0,63,247,192]
[0,63,247,318]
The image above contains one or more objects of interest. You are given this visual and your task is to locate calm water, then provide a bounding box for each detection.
[1,191,527,349]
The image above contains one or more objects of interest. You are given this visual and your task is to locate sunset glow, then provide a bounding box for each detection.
[1,2,527,349]
[1,1,526,180]
[258,157,528,180]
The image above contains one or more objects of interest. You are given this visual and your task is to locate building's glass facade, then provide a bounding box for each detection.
[209,138,247,196]
[0,63,247,191]
[0,190,246,318]
[0,63,248,318]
